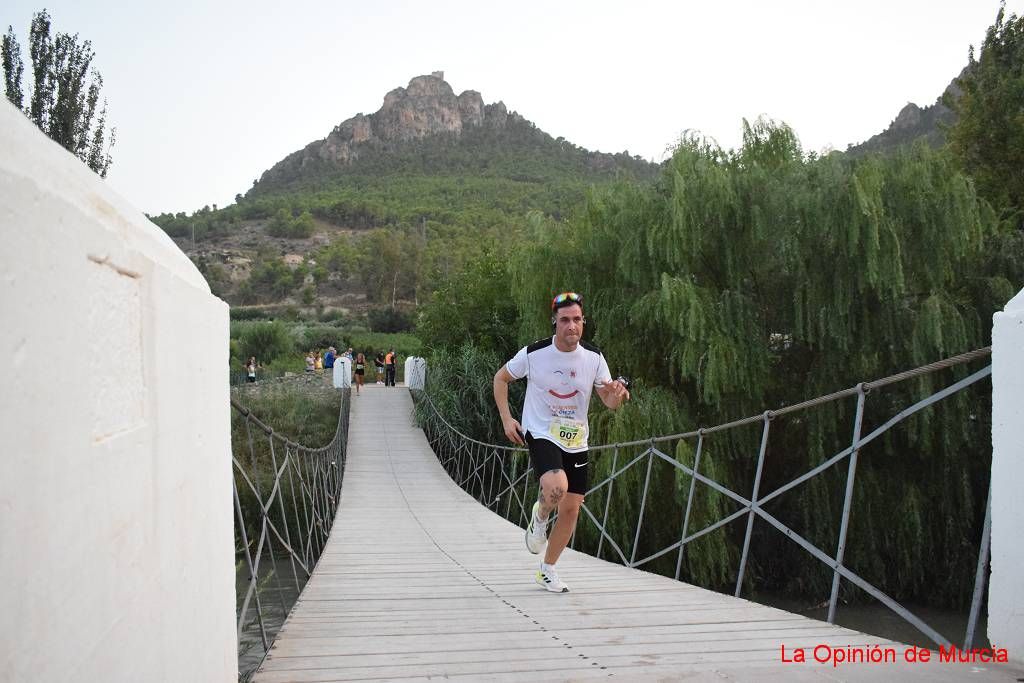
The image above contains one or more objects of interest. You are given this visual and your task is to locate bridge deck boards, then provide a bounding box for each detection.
[253,386,1018,682]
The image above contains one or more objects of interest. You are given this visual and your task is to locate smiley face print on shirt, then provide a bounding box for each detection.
[547,368,581,400]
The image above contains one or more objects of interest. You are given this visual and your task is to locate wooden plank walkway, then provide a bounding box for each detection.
[253,385,1021,682]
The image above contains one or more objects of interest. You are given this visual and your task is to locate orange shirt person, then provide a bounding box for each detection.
[384,349,397,387]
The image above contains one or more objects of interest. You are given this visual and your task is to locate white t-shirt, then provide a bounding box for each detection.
[505,337,612,453]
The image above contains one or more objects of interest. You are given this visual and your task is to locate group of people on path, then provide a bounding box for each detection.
[246,345,398,389]
[303,346,399,395]
[356,349,398,394]
[305,346,341,374]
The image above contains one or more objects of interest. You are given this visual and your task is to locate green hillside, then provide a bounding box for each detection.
[150,106,658,319]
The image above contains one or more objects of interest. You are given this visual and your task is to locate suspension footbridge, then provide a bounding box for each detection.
[5,101,1024,683]
[239,380,1020,682]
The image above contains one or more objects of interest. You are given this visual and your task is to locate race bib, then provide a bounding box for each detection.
[549,417,587,450]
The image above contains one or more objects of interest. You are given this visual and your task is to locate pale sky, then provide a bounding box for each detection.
[3,0,1020,216]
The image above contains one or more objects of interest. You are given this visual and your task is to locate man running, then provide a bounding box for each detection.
[493,292,630,592]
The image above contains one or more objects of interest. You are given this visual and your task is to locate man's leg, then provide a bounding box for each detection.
[544,492,583,565]
[536,468,568,522]
[535,448,585,592]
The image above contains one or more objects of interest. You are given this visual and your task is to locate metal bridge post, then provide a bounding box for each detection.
[735,412,772,597]
[521,455,533,527]
[232,473,269,650]
[675,431,704,581]
[284,445,307,567]
[630,442,656,567]
[504,456,517,520]
[828,385,866,623]
[964,483,993,649]
[597,446,619,559]
[268,437,301,591]
[487,449,498,508]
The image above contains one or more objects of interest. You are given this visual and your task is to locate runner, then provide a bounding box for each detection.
[354,352,366,395]
[492,291,630,592]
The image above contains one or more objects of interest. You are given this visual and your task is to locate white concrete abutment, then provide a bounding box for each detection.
[991,286,1024,664]
[0,100,236,681]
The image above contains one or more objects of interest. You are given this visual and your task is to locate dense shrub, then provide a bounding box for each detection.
[237,321,294,364]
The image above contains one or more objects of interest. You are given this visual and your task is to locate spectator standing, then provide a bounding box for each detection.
[375,351,385,384]
[245,357,258,383]
[384,348,397,387]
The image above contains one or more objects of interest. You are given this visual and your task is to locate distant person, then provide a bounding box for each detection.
[305,351,315,373]
[344,347,354,361]
[375,351,385,384]
[384,348,396,387]
[315,352,324,372]
[493,291,629,593]
[354,352,366,395]
[245,357,258,383]
[324,346,336,370]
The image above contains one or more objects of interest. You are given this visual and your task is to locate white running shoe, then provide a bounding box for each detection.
[536,565,569,593]
[525,501,548,554]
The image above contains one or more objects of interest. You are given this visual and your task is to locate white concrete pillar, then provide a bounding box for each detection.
[990,286,1024,663]
[406,356,426,390]
[333,357,352,388]
[0,101,236,681]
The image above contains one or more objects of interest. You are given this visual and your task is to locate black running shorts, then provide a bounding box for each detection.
[526,432,588,495]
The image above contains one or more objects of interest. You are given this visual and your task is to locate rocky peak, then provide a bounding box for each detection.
[891,102,924,131]
[265,73,510,178]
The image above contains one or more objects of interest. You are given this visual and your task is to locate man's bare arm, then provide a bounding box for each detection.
[493,366,525,445]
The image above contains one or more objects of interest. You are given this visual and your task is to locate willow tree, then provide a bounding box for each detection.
[512,118,1023,605]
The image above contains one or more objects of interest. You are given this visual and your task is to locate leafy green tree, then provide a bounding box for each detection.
[417,250,520,358]
[290,210,315,238]
[248,257,295,299]
[300,284,315,305]
[946,3,1024,224]
[367,307,413,333]
[354,228,404,304]
[2,9,114,176]
[238,321,293,364]
[267,208,292,237]
[319,236,357,279]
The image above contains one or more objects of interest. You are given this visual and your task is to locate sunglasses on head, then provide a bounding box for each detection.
[551,292,583,310]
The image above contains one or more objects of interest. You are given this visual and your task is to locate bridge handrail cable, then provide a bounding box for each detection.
[230,389,351,681]
[415,347,993,653]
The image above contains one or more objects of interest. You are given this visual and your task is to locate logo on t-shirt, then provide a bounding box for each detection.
[547,369,580,400]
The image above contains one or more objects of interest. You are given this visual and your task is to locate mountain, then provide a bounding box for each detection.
[845,70,963,156]
[152,72,659,316]
[249,71,655,195]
